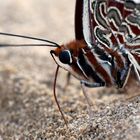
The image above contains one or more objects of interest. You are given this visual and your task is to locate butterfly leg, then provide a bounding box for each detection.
[80,80,105,123]
[63,72,71,91]
[117,47,140,88]
[80,80,105,106]
[116,64,132,88]
[120,47,140,84]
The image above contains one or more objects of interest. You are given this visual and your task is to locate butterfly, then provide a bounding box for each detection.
[0,0,140,127]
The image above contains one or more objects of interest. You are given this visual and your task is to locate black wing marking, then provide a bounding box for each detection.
[75,0,84,40]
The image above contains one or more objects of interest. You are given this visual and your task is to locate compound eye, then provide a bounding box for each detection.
[59,50,72,64]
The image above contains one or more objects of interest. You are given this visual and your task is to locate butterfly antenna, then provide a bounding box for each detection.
[0,43,57,47]
[53,65,68,128]
[0,32,60,48]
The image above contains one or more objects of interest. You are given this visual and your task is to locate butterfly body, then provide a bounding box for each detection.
[52,38,132,89]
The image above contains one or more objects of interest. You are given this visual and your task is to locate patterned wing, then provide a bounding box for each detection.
[98,0,140,49]
[75,0,140,50]
[92,0,140,63]
[74,0,140,85]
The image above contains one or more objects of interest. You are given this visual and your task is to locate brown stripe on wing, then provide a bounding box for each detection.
[131,52,140,65]
[85,50,113,86]
[104,46,125,68]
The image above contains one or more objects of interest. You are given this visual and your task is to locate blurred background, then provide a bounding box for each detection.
[0,0,76,92]
[0,0,75,43]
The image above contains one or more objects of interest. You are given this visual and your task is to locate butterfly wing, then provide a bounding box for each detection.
[75,0,96,48]
[75,0,140,82]
[75,0,140,50]
[106,1,140,48]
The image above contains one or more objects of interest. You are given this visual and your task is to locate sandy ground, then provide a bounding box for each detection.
[0,0,140,139]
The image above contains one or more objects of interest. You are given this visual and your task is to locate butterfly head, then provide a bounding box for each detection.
[51,46,72,66]
[50,40,86,67]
